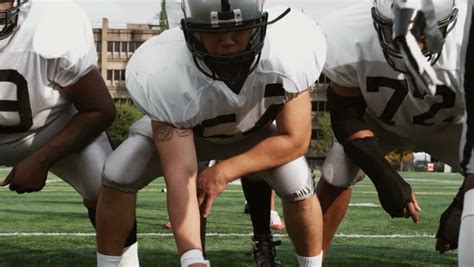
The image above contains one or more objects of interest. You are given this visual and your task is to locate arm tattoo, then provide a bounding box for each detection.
[155,125,192,142]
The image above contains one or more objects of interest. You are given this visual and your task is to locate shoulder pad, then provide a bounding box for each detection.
[32,1,93,62]
[260,7,326,94]
[126,28,201,127]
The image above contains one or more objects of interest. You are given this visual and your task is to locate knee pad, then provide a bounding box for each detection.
[271,157,315,202]
[322,141,364,188]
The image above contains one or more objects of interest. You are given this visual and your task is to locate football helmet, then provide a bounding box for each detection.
[0,0,28,48]
[181,0,289,85]
[372,0,458,72]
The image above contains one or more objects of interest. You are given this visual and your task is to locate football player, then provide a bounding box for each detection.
[399,1,474,264]
[316,0,466,256]
[95,0,326,266]
[458,2,474,264]
[0,0,137,265]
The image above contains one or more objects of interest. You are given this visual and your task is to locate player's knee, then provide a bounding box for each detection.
[102,164,139,194]
[321,163,363,189]
[277,180,315,203]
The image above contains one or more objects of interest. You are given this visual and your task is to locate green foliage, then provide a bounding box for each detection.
[159,0,169,30]
[312,112,333,156]
[108,100,143,147]
[386,148,414,171]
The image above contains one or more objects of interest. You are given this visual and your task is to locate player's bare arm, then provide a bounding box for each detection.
[151,120,203,255]
[1,68,115,193]
[329,81,420,222]
[198,90,312,216]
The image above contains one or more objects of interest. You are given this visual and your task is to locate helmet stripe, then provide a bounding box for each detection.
[221,0,231,12]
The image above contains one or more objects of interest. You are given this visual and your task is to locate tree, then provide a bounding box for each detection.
[159,0,169,31]
[385,148,413,171]
[312,112,333,157]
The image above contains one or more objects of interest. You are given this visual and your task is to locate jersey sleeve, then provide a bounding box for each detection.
[263,7,327,96]
[319,1,376,88]
[33,1,97,87]
[125,29,200,128]
[323,64,360,88]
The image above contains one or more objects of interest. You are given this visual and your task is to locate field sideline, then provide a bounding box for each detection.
[0,169,463,266]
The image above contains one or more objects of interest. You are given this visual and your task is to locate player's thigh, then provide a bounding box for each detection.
[50,132,112,202]
[102,116,163,193]
[416,122,463,172]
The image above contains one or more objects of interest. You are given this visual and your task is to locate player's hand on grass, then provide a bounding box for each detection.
[435,182,465,253]
[0,154,49,194]
[400,191,421,223]
[197,164,229,218]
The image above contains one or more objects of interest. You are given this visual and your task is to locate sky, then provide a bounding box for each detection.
[76,0,368,29]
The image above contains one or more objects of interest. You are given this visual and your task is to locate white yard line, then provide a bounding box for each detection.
[349,203,380,207]
[0,232,434,238]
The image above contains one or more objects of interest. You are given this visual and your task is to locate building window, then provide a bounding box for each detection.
[128,42,135,53]
[311,101,327,112]
[107,70,113,81]
[121,42,128,52]
[114,42,120,52]
[121,70,126,80]
[114,70,120,81]
[95,41,102,53]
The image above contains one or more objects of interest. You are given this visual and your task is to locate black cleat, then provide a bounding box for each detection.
[248,234,282,267]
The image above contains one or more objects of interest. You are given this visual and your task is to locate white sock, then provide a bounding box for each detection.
[458,189,474,267]
[296,251,323,267]
[120,242,139,267]
[97,252,122,267]
[180,249,210,267]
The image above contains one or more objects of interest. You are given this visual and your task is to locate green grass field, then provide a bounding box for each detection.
[0,169,463,266]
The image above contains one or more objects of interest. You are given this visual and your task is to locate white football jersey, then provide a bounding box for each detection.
[321,1,466,138]
[126,7,326,143]
[0,1,97,145]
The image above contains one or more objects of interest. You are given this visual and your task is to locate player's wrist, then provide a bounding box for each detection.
[33,148,58,169]
[217,159,240,183]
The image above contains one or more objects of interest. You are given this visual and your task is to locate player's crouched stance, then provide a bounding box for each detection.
[96,0,326,266]
[0,1,136,265]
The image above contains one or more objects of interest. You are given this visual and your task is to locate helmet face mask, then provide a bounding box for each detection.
[181,0,289,89]
[0,0,27,45]
[371,0,458,73]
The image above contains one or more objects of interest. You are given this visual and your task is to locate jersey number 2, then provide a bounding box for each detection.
[366,76,455,126]
[0,69,33,133]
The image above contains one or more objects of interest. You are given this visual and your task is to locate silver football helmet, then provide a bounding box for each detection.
[181,0,289,86]
[372,0,458,73]
[0,0,28,45]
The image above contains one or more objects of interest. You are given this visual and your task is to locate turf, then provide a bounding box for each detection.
[0,169,462,266]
